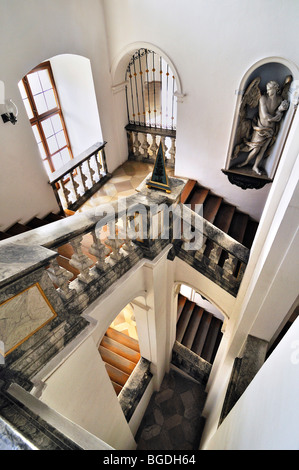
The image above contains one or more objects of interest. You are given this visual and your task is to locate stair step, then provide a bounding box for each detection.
[204,203,235,259]
[182,306,204,350]
[104,363,129,387]
[0,231,11,240]
[105,327,140,353]
[43,212,65,223]
[99,345,136,375]
[180,180,197,204]
[242,219,259,249]
[101,335,140,364]
[111,381,123,396]
[176,300,196,343]
[191,311,213,357]
[177,294,187,321]
[6,223,31,236]
[202,195,223,223]
[201,317,223,363]
[27,217,49,229]
[188,187,210,213]
[227,211,249,244]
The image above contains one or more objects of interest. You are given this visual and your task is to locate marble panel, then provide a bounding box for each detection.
[0,283,56,356]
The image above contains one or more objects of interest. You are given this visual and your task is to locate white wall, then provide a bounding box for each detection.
[103,0,299,221]
[50,54,103,158]
[0,0,121,230]
[204,316,299,450]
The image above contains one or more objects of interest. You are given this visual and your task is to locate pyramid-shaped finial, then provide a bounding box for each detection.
[146,141,171,193]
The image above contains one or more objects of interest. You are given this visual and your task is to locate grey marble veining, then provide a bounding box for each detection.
[0,243,57,289]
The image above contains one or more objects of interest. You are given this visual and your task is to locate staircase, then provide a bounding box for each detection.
[181,180,259,253]
[99,327,141,396]
[176,294,223,365]
[0,212,70,240]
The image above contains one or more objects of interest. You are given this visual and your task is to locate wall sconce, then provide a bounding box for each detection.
[1,99,18,125]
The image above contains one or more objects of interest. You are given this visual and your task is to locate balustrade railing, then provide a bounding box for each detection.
[49,142,110,212]
[125,124,176,167]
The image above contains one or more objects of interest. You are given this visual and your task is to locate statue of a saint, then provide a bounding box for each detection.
[231,76,292,176]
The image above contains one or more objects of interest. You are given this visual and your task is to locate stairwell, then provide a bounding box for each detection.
[99,327,141,396]
[181,180,259,254]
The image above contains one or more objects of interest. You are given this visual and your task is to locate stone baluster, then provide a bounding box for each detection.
[79,163,88,192]
[88,228,111,271]
[133,132,141,157]
[47,256,74,300]
[95,151,103,178]
[169,137,176,165]
[60,177,72,207]
[141,133,150,158]
[150,135,159,158]
[69,171,80,201]
[160,136,168,157]
[107,237,125,264]
[87,156,96,185]
[69,235,94,283]
[209,243,222,265]
[121,215,136,254]
[223,253,238,281]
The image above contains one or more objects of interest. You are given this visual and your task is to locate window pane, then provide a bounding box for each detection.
[43,159,52,176]
[38,69,52,91]
[44,89,57,110]
[56,130,67,149]
[61,147,71,165]
[34,93,48,115]
[52,152,63,171]
[47,135,59,154]
[51,114,63,133]
[38,142,46,159]
[23,98,34,119]
[27,72,42,95]
[32,125,41,143]
[41,118,54,138]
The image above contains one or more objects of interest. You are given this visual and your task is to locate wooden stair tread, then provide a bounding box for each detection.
[180,180,197,204]
[106,327,140,353]
[213,204,235,233]
[0,231,11,240]
[99,346,136,375]
[191,311,213,357]
[101,335,140,364]
[176,300,196,343]
[177,294,187,321]
[182,306,204,350]
[201,317,223,363]
[43,212,65,223]
[228,212,249,244]
[111,381,123,396]
[188,187,210,212]
[202,195,223,223]
[27,217,49,229]
[104,363,129,387]
[6,223,31,235]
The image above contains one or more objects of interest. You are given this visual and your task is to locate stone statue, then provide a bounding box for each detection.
[231,75,292,176]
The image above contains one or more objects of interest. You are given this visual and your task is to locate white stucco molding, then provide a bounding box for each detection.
[110,41,184,98]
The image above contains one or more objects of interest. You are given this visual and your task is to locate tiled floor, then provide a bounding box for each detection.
[135,368,206,450]
[77,160,174,212]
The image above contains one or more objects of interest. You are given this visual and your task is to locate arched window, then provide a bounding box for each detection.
[125,48,177,130]
[18,61,73,176]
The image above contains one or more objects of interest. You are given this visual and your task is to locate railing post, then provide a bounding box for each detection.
[47,256,75,300]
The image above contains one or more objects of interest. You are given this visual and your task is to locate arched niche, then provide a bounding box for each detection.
[223,57,299,190]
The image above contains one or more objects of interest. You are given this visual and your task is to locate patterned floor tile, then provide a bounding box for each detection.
[135,368,206,450]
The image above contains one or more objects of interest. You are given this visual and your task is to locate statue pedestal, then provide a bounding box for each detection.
[222,168,272,190]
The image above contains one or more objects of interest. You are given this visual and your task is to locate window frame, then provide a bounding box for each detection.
[21,61,73,174]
